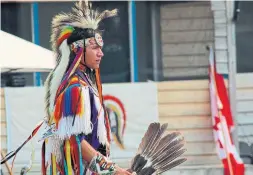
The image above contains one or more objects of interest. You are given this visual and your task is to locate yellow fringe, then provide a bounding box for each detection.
[80,90,84,117]
[52,154,57,175]
[65,140,73,175]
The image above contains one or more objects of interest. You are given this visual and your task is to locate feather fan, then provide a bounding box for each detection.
[129,122,187,175]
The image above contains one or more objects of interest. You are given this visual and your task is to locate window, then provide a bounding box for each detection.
[235,1,253,73]
[38,1,130,83]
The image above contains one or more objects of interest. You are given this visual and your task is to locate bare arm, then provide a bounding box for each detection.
[80,139,98,162]
[80,140,131,175]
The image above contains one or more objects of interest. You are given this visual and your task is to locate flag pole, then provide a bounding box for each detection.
[208,46,234,175]
[217,109,234,175]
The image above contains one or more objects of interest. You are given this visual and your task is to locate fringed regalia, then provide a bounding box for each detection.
[41,1,116,174]
[43,69,110,175]
[1,1,188,174]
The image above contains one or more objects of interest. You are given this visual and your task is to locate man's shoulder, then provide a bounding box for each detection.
[56,73,88,97]
[68,74,87,86]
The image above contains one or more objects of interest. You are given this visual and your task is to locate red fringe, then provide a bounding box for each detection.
[71,86,82,115]
[41,141,46,175]
[54,93,63,128]
[56,162,64,175]
[70,136,80,175]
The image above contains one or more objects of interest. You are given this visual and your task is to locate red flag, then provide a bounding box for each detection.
[208,47,245,175]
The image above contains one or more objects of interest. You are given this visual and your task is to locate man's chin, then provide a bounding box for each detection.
[94,64,100,69]
[90,65,100,69]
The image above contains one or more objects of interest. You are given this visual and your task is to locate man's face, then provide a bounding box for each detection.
[84,38,104,69]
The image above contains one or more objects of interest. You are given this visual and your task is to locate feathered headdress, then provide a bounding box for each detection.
[44,0,118,124]
[0,1,118,172]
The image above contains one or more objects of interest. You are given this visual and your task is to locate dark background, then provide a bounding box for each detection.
[1,1,253,86]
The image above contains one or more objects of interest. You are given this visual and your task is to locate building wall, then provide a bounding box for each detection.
[160,1,214,80]
[236,73,253,144]
[157,80,220,165]
[210,0,229,74]
[160,1,229,79]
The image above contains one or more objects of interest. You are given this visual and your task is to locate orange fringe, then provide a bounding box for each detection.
[95,69,111,143]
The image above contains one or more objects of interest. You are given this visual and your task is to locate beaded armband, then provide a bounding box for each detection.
[88,154,116,175]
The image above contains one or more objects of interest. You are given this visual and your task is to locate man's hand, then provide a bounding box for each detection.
[114,165,132,175]
[106,141,110,157]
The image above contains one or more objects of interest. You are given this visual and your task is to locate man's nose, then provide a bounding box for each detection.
[97,48,104,57]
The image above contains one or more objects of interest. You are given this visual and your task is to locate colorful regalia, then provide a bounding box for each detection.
[41,0,117,174]
[1,1,188,174]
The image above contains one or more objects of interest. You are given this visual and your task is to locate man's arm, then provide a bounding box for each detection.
[81,139,97,162]
[81,139,131,175]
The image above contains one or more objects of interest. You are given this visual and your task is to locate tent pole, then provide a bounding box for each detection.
[31,2,42,86]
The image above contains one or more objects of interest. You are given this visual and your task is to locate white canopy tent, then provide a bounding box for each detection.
[0,30,55,73]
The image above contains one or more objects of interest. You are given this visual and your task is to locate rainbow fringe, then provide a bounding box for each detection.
[54,75,87,129]
[45,136,83,175]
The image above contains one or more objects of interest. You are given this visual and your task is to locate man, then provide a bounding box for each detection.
[42,1,131,174]
[1,1,187,174]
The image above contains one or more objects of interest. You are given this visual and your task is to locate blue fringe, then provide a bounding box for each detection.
[50,164,52,175]
[62,84,81,117]
[64,87,71,117]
